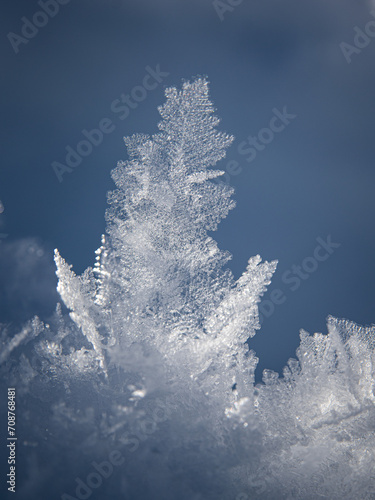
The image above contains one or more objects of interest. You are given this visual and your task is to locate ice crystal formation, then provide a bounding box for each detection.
[1,79,375,500]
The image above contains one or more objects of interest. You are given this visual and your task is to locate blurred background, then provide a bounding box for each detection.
[1,0,375,381]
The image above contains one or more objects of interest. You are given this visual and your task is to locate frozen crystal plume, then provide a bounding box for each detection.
[235,316,375,499]
[54,78,277,395]
[1,78,375,499]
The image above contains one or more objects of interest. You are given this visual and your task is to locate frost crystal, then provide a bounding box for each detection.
[1,78,374,500]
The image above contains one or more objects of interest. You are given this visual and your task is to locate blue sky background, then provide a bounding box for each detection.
[1,0,375,382]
